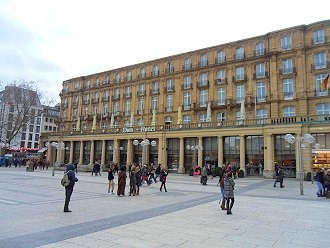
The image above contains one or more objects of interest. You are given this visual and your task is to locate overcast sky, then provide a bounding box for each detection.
[0,0,329,103]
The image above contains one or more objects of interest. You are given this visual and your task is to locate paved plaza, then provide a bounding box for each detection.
[0,167,328,248]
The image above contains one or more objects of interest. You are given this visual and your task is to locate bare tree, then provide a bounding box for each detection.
[0,80,51,149]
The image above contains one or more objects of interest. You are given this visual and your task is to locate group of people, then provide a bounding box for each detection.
[107,163,168,197]
[314,168,330,197]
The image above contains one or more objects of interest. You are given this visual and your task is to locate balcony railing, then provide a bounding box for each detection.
[253,49,266,56]
[253,71,269,79]
[214,78,227,85]
[150,89,160,95]
[280,67,296,75]
[124,93,132,98]
[112,94,120,101]
[181,84,193,90]
[165,67,175,74]
[197,61,208,67]
[232,75,247,83]
[137,90,146,96]
[311,62,330,71]
[102,96,109,101]
[151,70,159,76]
[164,86,175,93]
[197,80,209,89]
[214,57,226,64]
[182,64,192,71]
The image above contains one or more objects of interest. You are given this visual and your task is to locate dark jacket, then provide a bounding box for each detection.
[314,172,324,183]
[66,164,78,187]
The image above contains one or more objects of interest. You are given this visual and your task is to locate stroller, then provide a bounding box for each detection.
[92,163,101,176]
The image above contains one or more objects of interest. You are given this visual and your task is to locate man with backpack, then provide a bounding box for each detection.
[63,164,78,212]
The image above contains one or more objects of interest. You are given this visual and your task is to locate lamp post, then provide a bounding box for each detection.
[46,141,68,176]
[186,144,202,171]
[133,139,157,165]
[284,133,318,195]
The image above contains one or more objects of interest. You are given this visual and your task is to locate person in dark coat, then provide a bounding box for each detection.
[223,170,235,215]
[129,166,137,196]
[314,168,325,197]
[64,163,78,212]
[107,165,115,194]
[273,166,285,188]
[160,165,168,192]
[135,164,142,195]
[117,165,127,196]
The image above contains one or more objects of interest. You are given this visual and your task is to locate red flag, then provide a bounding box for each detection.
[321,74,329,91]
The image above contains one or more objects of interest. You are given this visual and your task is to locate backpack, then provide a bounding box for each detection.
[61,172,71,187]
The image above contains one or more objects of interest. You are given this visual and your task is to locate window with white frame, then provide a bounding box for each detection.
[236,66,245,80]
[152,81,159,93]
[282,58,293,74]
[153,65,159,76]
[103,103,108,115]
[184,57,191,70]
[165,116,172,125]
[126,70,132,81]
[125,100,130,115]
[151,96,158,110]
[114,88,120,98]
[217,70,226,84]
[105,75,110,84]
[283,78,294,99]
[183,115,191,124]
[283,106,295,117]
[115,72,120,83]
[256,63,265,78]
[314,30,325,44]
[74,81,79,90]
[183,92,191,110]
[256,109,268,124]
[316,73,329,95]
[200,54,208,66]
[104,90,109,99]
[113,102,119,114]
[199,72,208,86]
[64,84,69,93]
[167,79,174,90]
[101,121,107,129]
[314,52,326,69]
[166,95,173,112]
[73,108,77,117]
[317,103,330,115]
[236,85,245,102]
[281,36,292,50]
[85,93,90,102]
[139,83,145,95]
[113,121,118,128]
[168,61,174,73]
[125,86,131,97]
[93,105,98,115]
[137,118,144,127]
[74,95,79,104]
[217,50,225,63]
[217,87,226,105]
[85,80,90,89]
[72,124,76,131]
[200,89,208,107]
[256,82,266,102]
[84,106,88,116]
[138,98,144,114]
[255,42,265,56]
[140,67,146,78]
[236,47,244,60]
[94,92,98,101]
[184,76,191,89]
[96,78,100,86]
[83,124,88,130]
[199,113,207,123]
[217,112,226,122]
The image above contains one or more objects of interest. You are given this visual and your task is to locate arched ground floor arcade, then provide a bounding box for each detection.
[43,123,330,179]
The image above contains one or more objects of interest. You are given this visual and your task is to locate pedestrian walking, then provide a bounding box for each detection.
[273,166,285,188]
[160,165,168,192]
[117,165,127,196]
[129,165,137,196]
[107,165,115,194]
[135,164,142,195]
[223,169,235,215]
[63,163,78,212]
[200,165,208,185]
[217,166,226,210]
[314,168,325,197]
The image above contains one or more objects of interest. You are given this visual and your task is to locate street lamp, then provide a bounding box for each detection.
[284,133,318,195]
[45,141,68,176]
[133,139,157,165]
[186,144,203,172]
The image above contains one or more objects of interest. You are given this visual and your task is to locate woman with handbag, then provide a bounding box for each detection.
[223,169,235,215]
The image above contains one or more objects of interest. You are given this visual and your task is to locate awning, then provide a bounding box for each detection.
[37,147,48,153]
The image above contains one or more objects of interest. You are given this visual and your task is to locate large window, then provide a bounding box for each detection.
[282,58,293,74]
[184,76,191,89]
[217,112,226,122]
[314,30,325,44]
[152,65,159,76]
[314,52,326,69]
[199,113,207,123]
[316,74,329,95]
[256,63,265,78]
[256,109,268,124]
[183,92,191,110]
[152,81,159,93]
[317,103,330,115]
[183,115,191,124]
[200,54,208,66]
[200,89,208,107]
[283,106,295,117]
[283,78,294,99]
[236,66,245,80]
[255,42,265,56]
[281,36,292,50]
[126,70,132,81]
[115,73,120,83]
[216,70,226,84]
[199,72,208,86]
[235,47,244,60]
[217,50,225,63]
[236,85,245,102]
[166,95,173,112]
[167,79,174,91]
[151,96,158,110]
[138,98,144,115]
[125,101,130,115]
[217,87,226,105]
[184,57,191,70]
[224,136,240,166]
[256,82,266,102]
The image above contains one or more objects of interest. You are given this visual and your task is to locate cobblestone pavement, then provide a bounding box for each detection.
[0,167,328,248]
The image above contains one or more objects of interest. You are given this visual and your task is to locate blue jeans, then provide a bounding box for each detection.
[316,181,323,195]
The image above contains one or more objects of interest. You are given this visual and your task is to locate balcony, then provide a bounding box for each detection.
[102,79,110,85]
[112,94,120,101]
[138,73,146,79]
[214,57,226,64]
[235,53,245,60]
[197,80,209,89]
[124,93,132,98]
[102,96,109,102]
[150,89,160,95]
[165,67,175,74]
[253,49,266,57]
[253,71,269,80]
[232,75,247,83]
[164,86,175,93]
[315,90,329,97]
[279,67,296,75]
[92,98,99,104]
[151,70,159,77]
[197,61,208,68]
[311,62,330,71]
[137,90,146,96]
[312,36,327,45]
[214,78,227,85]
[182,64,192,71]
[181,84,193,90]
[124,76,132,82]
[83,100,90,105]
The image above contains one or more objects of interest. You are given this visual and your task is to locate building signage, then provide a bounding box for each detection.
[122,126,156,133]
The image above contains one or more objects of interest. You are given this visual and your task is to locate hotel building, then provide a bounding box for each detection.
[44,20,330,178]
